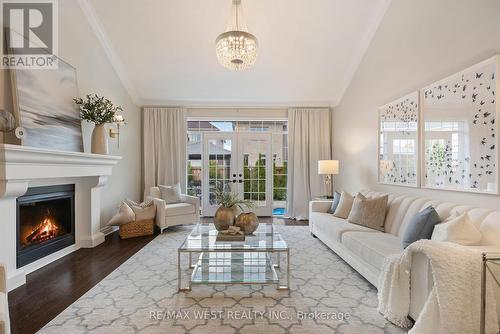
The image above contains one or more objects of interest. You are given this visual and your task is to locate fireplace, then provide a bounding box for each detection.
[16,184,75,268]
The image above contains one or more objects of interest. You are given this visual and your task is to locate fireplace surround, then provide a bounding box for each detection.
[16,184,76,268]
[0,144,121,290]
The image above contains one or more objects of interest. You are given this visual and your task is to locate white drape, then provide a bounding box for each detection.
[286,108,332,220]
[143,107,187,199]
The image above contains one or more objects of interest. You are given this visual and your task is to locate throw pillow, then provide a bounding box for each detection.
[431,212,482,246]
[130,201,156,221]
[333,191,354,219]
[327,191,341,214]
[401,206,441,249]
[127,198,154,208]
[159,183,182,204]
[108,202,135,226]
[347,193,388,232]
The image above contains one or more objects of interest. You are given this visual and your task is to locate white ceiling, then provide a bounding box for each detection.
[83,0,391,107]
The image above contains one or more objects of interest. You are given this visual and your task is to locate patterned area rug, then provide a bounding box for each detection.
[40,225,405,333]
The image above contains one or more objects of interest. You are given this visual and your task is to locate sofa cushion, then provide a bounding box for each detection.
[165,203,195,217]
[159,184,182,204]
[311,212,380,242]
[327,191,341,214]
[401,206,441,249]
[333,191,354,219]
[341,231,402,270]
[348,193,388,232]
[432,213,482,246]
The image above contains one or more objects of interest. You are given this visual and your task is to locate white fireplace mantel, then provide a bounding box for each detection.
[0,144,122,291]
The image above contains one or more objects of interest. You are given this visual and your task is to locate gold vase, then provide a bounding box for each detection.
[235,212,259,235]
[91,124,108,155]
[214,206,236,231]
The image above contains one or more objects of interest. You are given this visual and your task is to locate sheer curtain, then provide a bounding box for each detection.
[286,108,332,220]
[143,107,187,199]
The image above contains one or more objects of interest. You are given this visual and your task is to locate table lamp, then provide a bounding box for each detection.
[318,160,339,198]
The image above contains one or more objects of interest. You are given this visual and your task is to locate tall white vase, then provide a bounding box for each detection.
[91,124,108,155]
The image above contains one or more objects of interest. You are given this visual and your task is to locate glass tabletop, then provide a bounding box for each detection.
[179,223,288,252]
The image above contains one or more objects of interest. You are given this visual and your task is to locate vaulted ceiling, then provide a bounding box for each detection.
[82,0,391,107]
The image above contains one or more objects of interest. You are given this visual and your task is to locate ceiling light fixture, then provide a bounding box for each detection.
[215,0,258,71]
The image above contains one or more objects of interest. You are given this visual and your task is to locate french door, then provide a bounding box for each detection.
[202,132,273,217]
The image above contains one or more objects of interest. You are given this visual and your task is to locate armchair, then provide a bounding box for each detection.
[148,187,200,233]
[0,263,9,334]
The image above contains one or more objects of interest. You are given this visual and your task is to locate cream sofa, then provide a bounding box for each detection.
[0,263,9,334]
[309,190,500,320]
[148,187,200,233]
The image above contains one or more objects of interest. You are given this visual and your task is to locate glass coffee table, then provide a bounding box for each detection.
[178,223,289,291]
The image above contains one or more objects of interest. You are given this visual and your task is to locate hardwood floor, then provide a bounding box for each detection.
[8,231,157,334]
[8,217,307,334]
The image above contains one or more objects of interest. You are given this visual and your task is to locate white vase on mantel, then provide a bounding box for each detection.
[91,124,108,155]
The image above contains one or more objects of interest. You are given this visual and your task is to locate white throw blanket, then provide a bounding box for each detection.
[378,239,499,334]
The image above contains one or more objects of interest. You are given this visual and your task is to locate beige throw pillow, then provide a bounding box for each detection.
[159,184,182,204]
[431,212,482,245]
[347,193,388,232]
[333,191,354,219]
[127,198,154,208]
[130,201,156,221]
[108,202,135,226]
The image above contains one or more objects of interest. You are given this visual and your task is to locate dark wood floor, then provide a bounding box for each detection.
[8,231,157,334]
[8,217,307,334]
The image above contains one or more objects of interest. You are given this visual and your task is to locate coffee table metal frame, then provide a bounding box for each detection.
[177,224,289,292]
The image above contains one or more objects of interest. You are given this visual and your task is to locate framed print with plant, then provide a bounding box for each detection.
[378,92,419,187]
[421,56,499,194]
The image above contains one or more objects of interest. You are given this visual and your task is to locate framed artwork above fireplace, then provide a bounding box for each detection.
[7,29,83,152]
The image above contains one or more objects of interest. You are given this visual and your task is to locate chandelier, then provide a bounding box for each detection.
[216,0,258,71]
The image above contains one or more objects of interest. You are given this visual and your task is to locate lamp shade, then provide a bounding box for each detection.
[318,160,339,175]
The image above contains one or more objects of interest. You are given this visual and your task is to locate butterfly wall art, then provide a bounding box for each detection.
[378,92,419,187]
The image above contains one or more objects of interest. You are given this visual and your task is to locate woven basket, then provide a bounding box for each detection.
[119,219,154,239]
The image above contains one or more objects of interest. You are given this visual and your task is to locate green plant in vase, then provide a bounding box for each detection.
[74,94,123,155]
[213,182,254,232]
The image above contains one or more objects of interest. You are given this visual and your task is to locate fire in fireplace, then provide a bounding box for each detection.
[16,184,75,268]
[22,211,63,247]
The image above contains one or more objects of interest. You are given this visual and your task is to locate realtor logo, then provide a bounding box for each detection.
[1,0,58,68]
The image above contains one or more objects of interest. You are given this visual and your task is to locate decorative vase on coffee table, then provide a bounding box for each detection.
[214,206,237,231]
[235,212,259,235]
[91,124,108,155]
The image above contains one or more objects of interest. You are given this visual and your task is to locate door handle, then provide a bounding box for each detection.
[239,180,243,183]
[239,174,242,177]
[233,174,236,177]
[232,180,237,183]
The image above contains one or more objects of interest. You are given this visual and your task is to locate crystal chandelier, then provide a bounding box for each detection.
[216,0,258,71]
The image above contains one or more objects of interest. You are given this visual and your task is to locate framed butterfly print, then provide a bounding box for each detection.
[378,92,419,187]
[421,55,499,194]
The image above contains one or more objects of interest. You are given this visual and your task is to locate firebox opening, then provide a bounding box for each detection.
[16,184,75,268]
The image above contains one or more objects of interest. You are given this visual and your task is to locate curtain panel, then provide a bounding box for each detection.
[286,108,332,220]
[143,107,187,199]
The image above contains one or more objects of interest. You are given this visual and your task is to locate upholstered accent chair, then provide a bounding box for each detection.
[0,263,9,334]
[148,187,200,233]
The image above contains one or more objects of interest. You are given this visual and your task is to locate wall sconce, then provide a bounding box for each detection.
[109,114,126,148]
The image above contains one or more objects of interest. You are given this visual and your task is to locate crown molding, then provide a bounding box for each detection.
[77,0,142,106]
[334,0,392,107]
[141,98,333,109]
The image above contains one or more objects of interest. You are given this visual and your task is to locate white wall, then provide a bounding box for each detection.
[187,108,288,120]
[333,0,500,209]
[1,0,142,227]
